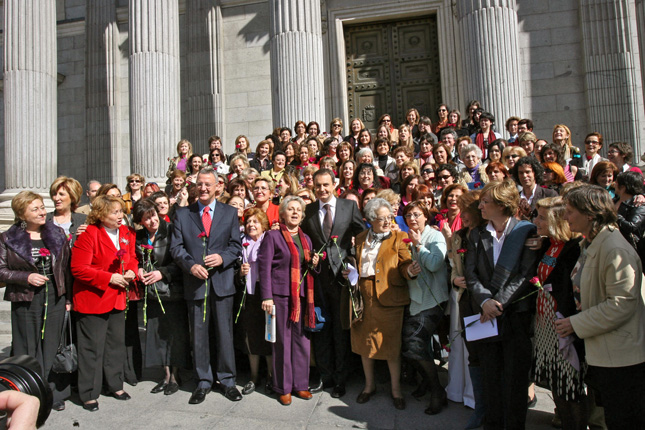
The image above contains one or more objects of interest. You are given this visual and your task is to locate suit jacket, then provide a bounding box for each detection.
[301,198,365,278]
[0,222,72,302]
[569,226,645,367]
[71,223,138,314]
[75,204,91,215]
[170,201,242,300]
[258,229,312,299]
[354,230,412,307]
[464,217,540,314]
[526,186,558,211]
[46,211,87,246]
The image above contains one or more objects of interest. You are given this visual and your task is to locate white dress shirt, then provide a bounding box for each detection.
[318,196,337,231]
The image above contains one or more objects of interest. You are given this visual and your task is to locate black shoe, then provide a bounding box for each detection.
[265,380,274,394]
[356,390,376,404]
[189,388,210,404]
[150,381,168,394]
[224,386,243,402]
[242,381,255,395]
[164,382,179,395]
[111,391,131,400]
[425,390,447,415]
[124,377,138,387]
[392,396,406,410]
[309,379,323,394]
[331,385,346,398]
[83,401,99,412]
[52,401,65,411]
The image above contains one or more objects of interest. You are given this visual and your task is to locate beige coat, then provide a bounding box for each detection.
[569,226,645,367]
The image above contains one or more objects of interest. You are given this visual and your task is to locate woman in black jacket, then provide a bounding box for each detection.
[0,191,72,411]
[614,171,645,253]
[133,199,190,396]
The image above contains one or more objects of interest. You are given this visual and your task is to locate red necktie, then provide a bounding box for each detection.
[202,206,212,237]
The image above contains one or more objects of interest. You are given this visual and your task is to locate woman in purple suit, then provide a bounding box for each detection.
[258,196,320,406]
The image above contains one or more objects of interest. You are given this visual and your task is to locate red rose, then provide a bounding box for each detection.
[456,248,467,254]
[242,242,250,248]
[442,344,451,353]
[440,209,449,215]
[197,232,207,239]
[321,251,327,260]
[39,248,50,257]
[116,249,127,258]
[402,238,412,244]
[474,182,482,188]
[142,244,154,250]
[331,235,339,240]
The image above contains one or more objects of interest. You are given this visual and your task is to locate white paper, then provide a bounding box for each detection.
[264,305,276,343]
[463,313,498,342]
[346,263,359,286]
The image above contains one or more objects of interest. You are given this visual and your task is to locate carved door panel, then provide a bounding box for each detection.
[345,17,441,132]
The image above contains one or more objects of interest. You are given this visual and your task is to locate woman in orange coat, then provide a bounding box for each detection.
[345,197,415,410]
[71,195,138,412]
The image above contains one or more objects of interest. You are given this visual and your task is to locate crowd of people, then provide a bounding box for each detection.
[0,102,644,430]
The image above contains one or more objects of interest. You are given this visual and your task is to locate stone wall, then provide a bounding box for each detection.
[517,0,591,147]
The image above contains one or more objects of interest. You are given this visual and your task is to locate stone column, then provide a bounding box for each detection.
[129,0,181,183]
[86,0,123,185]
[456,0,523,126]
[580,0,645,157]
[185,0,223,154]
[2,0,57,196]
[269,0,326,128]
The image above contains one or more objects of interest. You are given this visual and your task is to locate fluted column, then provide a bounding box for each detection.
[456,0,522,125]
[185,0,223,154]
[580,0,645,156]
[86,0,123,185]
[269,0,325,128]
[2,1,57,194]
[129,0,181,182]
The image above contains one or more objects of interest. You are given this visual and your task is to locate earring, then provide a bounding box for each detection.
[19,220,26,230]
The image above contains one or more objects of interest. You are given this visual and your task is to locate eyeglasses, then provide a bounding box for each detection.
[374,216,393,223]
[212,153,221,157]
[332,124,341,128]
[437,175,452,180]
[422,169,434,174]
[382,119,391,123]
[607,149,621,155]
[438,108,447,112]
[404,212,424,220]
[585,140,599,145]
[505,154,520,159]
[129,179,141,183]
[299,195,311,201]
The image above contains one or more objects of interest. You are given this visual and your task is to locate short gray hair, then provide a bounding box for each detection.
[460,143,483,160]
[355,148,374,160]
[363,197,392,222]
[278,195,306,222]
[198,165,217,178]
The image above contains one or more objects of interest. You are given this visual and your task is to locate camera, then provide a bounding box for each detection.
[0,355,53,428]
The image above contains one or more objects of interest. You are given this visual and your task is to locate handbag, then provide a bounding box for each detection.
[147,279,171,299]
[305,306,327,333]
[51,311,77,374]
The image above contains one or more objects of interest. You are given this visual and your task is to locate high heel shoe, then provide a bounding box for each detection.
[150,380,168,394]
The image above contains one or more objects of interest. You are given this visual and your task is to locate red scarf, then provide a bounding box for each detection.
[279,224,315,329]
[475,130,497,153]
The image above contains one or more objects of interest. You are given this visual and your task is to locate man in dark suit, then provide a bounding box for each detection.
[170,166,243,404]
[301,169,365,398]
[512,156,557,220]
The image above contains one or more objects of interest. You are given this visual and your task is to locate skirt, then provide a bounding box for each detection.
[145,300,191,369]
[351,277,404,360]
[234,292,272,357]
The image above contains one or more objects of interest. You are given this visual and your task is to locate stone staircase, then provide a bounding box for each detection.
[0,288,12,359]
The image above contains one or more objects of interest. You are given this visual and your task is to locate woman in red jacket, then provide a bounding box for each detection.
[71,195,138,412]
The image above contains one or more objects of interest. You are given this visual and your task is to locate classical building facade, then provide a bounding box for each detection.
[0,0,644,225]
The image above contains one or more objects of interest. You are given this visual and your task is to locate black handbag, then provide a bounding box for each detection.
[147,280,171,299]
[51,311,77,374]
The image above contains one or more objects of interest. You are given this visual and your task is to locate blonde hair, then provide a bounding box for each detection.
[176,139,193,157]
[375,189,401,207]
[11,191,43,223]
[535,197,576,242]
[50,176,83,211]
[480,179,520,217]
[87,195,125,225]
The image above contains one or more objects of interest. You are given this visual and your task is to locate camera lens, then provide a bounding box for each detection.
[0,355,53,427]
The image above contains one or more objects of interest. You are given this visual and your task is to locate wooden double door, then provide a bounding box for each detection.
[344,16,441,131]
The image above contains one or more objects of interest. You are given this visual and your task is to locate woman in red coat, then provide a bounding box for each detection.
[71,195,138,412]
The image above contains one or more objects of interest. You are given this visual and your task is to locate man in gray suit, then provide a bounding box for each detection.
[171,166,243,404]
[301,169,365,398]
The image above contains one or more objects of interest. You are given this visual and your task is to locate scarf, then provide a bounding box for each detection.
[377,154,389,171]
[279,224,315,329]
[369,229,392,245]
[475,130,497,153]
[467,164,482,183]
[243,233,264,295]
